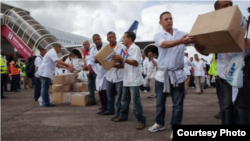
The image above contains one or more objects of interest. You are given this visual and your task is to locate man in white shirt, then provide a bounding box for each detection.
[146,51,157,98]
[140,52,148,92]
[147,11,194,139]
[87,34,108,114]
[38,44,73,107]
[184,52,192,93]
[191,54,206,94]
[103,32,126,119]
[112,31,146,130]
[194,0,250,125]
[34,48,46,101]
[64,52,75,74]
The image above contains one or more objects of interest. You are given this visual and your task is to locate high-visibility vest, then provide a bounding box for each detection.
[0,55,7,74]
[10,61,20,75]
[22,64,26,77]
[208,54,217,76]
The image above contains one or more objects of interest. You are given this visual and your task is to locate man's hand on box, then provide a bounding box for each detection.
[194,43,209,56]
[112,54,123,62]
[180,34,195,44]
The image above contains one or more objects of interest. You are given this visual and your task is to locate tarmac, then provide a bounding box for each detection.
[1,85,221,141]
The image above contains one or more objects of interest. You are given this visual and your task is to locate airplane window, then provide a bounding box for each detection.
[69,41,71,43]
[63,40,65,42]
[60,39,62,42]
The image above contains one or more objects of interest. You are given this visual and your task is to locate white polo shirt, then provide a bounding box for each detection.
[192,60,206,77]
[106,42,126,83]
[64,57,71,74]
[38,48,59,79]
[86,43,106,73]
[184,56,191,76]
[154,28,187,84]
[34,55,43,78]
[146,58,157,79]
[141,57,148,75]
[123,43,143,87]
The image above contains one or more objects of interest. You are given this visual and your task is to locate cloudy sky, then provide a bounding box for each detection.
[2,0,250,62]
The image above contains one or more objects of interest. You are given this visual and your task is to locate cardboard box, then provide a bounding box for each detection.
[72,82,88,92]
[63,92,75,104]
[189,5,247,54]
[52,84,72,93]
[70,92,90,106]
[53,73,75,85]
[52,92,64,104]
[95,44,117,70]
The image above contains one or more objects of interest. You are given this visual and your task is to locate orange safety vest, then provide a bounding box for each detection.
[10,61,20,75]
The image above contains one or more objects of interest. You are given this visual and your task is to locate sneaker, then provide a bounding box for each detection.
[148,123,165,132]
[147,95,154,99]
[111,115,119,121]
[112,117,126,122]
[143,90,147,93]
[97,111,104,115]
[170,131,173,140]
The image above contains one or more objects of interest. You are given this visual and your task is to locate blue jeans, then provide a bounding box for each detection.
[106,80,123,116]
[120,86,146,124]
[88,72,97,102]
[155,80,185,130]
[34,77,41,101]
[41,77,51,106]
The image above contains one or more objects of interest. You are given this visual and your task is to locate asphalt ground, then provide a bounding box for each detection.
[1,85,221,141]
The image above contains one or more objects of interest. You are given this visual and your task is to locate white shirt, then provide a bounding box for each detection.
[34,55,43,78]
[154,28,187,83]
[217,52,242,80]
[184,56,192,76]
[64,58,72,74]
[141,57,148,75]
[38,48,59,79]
[123,43,143,87]
[86,44,105,73]
[146,58,157,79]
[106,42,127,83]
[192,60,206,77]
[87,43,107,90]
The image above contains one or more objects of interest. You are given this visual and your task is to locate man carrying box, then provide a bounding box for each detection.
[194,0,250,125]
[112,32,146,130]
[147,11,195,139]
[87,34,108,114]
[103,31,126,119]
[38,44,74,107]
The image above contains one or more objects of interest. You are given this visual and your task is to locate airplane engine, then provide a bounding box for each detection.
[142,43,158,58]
[70,47,85,59]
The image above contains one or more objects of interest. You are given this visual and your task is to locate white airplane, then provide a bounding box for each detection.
[1,2,142,61]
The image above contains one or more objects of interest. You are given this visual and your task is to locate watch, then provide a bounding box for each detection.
[123,58,126,65]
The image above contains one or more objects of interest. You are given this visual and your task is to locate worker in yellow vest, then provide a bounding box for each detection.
[208,53,221,119]
[10,56,21,92]
[21,62,32,89]
[1,50,8,99]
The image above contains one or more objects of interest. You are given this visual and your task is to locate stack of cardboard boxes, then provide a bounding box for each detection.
[51,73,99,106]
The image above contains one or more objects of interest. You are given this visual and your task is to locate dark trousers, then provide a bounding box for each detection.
[17,74,21,89]
[34,77,41,101]
[99,90,108,112]
[11,75,19,91]
[4,74,9,91]
[1,74,6,98]
[88,72,97,102]
[219,79,250,125]
[189,75,195,87]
